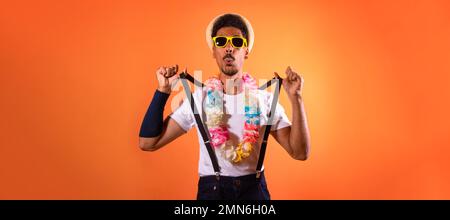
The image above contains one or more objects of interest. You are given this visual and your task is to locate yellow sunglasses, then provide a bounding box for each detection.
[212,36,248,48]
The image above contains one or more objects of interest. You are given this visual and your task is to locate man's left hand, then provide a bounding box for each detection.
[274,66,304,100]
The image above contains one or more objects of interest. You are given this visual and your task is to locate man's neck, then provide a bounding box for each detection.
[219,71,243,95]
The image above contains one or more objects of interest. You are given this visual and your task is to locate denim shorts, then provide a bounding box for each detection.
[197,172,271,200]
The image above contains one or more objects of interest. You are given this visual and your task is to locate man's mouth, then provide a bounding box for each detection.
[224,57,234,65]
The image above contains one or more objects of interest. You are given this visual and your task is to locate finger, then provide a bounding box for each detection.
[170,65,177,71]
[289,67,297,82]
[175,64,179,74]
[287,66,292,74]
[160,67,167,76]
[164,67,170,77]
[286,66,293,81]
[167,66,177,78]
[292,72,300,82]
[169,66,178,77]
[156,67,164,75]
[287,66,294,74]
[166,67,172,76]
[290,68,299,82]
[284,66,291,81]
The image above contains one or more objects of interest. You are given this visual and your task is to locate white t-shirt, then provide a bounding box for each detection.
[169,87,291,177]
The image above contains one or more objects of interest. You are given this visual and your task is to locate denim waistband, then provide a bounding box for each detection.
[199,171,265,184]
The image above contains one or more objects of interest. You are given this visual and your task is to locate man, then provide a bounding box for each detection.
[139,13,310,200]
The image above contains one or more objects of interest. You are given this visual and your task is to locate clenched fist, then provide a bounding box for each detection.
[274,66,304,99]
[156,64,179,94]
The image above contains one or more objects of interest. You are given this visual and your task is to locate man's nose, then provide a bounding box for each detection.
[225,41,234,53]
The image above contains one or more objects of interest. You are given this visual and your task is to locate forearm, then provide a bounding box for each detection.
[139,134,162,151]
[139,117,170,151]
[139,89,170,150]
[288,95,311,160]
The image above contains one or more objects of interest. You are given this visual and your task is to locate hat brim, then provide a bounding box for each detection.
[206,13,254,53]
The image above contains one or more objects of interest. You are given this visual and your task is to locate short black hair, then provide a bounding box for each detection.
[211,14,249,43]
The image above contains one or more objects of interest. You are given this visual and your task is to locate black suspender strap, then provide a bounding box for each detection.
[256,77,282,178]
[179,72,221,178]
[181,72,205,88]
[258,76,279,90]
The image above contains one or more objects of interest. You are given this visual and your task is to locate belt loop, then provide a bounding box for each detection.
[215,172,220,181]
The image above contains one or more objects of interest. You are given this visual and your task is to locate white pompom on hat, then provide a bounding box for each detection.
[205,13,254,52]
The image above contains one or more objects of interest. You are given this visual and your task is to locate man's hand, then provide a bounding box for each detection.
[274,66,304,100]
[156,65,180,94]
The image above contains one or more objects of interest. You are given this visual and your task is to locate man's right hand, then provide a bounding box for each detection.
[156,64,179,94]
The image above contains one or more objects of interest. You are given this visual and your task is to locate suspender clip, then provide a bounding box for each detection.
[256,171,261,179]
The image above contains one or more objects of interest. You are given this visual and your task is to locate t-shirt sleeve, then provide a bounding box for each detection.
[169,96,195,132]
[259,90,292,131]
[270,102,292,131]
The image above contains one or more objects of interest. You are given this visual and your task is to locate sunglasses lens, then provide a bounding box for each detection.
[232,37,244,47]
[214,37,227,47]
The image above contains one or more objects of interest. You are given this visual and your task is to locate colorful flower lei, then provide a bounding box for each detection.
[204,73,261,163]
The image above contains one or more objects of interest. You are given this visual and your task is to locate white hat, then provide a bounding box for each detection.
[205,13,254,52]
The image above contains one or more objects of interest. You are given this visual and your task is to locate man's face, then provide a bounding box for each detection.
[212,27,249,76]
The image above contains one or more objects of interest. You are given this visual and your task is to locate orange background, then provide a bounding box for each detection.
[1,0,450,199]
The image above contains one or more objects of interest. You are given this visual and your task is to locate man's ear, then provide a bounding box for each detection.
[244,48,249,59]
[212,47,216,59]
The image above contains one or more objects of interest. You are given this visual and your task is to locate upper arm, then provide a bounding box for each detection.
[270,126,293,155]
[266,95,293,155]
